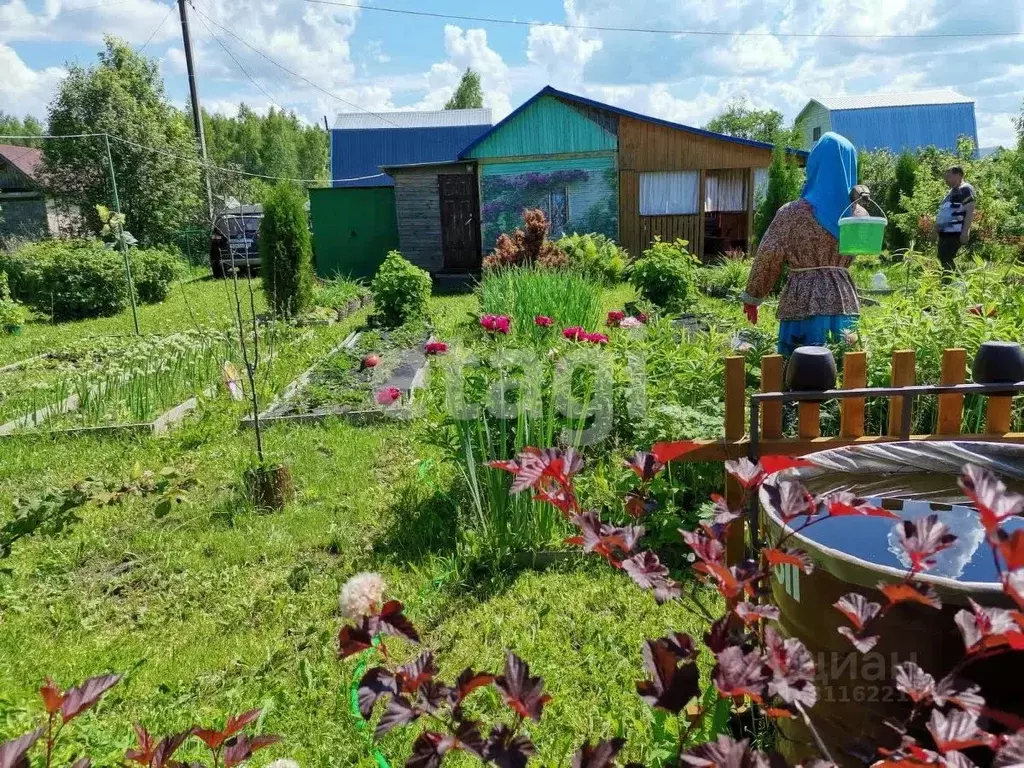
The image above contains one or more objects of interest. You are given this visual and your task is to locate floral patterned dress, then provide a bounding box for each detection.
[742,199,863,356]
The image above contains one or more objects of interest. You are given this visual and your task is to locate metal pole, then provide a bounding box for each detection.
[104,133,141,336]
[178,0,215,221]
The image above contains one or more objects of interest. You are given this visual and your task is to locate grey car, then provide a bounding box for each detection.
[209,205,263,278]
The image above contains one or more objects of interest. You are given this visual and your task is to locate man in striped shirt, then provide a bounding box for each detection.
[934,165,976,277]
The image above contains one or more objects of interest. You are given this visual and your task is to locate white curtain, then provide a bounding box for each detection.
[705,169,748,212]
[639,171,699,215]
[754,168,769,202]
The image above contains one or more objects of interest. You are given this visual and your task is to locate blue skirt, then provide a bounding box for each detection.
[778,315,857,357]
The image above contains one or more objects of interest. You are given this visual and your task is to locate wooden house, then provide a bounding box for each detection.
[458,86,807,262]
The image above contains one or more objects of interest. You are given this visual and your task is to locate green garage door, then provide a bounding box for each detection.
[310,186,399,280]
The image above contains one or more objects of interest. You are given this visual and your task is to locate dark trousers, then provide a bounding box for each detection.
[937,233,962,275]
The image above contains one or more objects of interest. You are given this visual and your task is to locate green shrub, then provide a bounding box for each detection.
[130,247,185,303]
[370,250,431,326]
[260,182,314,317]
[555,232,629,283]
[627,238,699,311]
[0,239,127,320]
[697,256,751,298]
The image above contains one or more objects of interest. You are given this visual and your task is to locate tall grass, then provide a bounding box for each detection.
[480,267,603,344]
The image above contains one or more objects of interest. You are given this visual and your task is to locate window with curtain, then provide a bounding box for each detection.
[754,168,769,202]
[704,169,748,212]
[639,171,699,215]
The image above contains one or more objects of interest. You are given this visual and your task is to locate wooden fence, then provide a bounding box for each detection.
[672,348,1024,561]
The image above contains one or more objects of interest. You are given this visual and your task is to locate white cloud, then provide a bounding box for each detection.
[526,24,602,84]
[0,43,65,118]
[706,27,794,74]
[0,0,175,45]
[414,25,512,117]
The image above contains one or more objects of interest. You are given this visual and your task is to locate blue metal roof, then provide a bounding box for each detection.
[829,103,978,154]
[330,124,491,188]
[459,85,809,160]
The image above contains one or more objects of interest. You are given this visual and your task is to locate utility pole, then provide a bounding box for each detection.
[178,0,215,221]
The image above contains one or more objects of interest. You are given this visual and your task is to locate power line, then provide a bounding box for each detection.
[189,3,287,113]
[0,132,384,184]
[59,0,134,12]
[188,4,414,130]
[136,3,177,52]
[302,0,1024,40]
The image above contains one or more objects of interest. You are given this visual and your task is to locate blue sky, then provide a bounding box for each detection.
[2,0,1022,146]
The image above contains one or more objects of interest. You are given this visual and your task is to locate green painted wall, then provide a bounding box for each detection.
[480,155,618,248]
[465,95,617,159]
[797,101,832,149]
[310,186,399,281]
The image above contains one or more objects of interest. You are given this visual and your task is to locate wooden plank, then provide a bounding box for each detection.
[697,169,706,259]
[798,402,821,439]
[761,355,784,439]
[937,348,966,435]
[887,350,916,437]
[724,355,746,564]
[986,397,1014,435]
[745,167,755,251]
[840,351,867,438]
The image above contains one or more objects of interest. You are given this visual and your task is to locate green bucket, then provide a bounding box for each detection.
[838,198,887,256]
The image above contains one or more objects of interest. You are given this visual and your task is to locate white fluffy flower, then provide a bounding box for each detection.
[339,572,386,619]
[266,760,300,768]
[620,317,643,329]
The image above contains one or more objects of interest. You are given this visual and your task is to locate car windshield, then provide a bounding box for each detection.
[218,216,260,236]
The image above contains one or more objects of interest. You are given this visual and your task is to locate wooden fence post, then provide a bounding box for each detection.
[724,356,745,564]
[888,350,916,437]
[761,355,784,439]
[986,396,1014,434]
[841,351,867,438]
[937,348,966,435]
[798,403,821,439]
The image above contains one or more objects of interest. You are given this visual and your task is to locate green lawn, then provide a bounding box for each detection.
[0,285,706,768]
[0,277,262,366]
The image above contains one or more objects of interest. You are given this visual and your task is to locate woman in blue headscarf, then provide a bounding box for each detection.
[742,132,867,357]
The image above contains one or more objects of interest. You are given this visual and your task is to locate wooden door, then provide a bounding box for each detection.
[438,173,480,271]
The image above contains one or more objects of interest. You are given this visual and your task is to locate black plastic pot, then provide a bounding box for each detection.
[784,346,837,392]
[972,341,1024,385]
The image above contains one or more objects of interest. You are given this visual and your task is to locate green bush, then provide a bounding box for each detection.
[130,247,185,303]
[555,233,629,283]
[627,237,699,311]
[370,250,432,326]
[697,256,751,298]
[0,239,127,320]
[260,182,314,317]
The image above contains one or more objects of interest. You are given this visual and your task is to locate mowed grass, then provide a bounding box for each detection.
[0,277,263,365]
[0,286,705,768]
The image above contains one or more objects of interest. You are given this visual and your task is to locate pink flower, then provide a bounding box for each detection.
[563,326,588,342]
[424,341,448,355]
[480,314,510,334]
[534,315,554,327]
[375,386,401,406]
[620,317,643,330]
[586,332,609,345]
[635,312,648,324]
[606,310,626,327]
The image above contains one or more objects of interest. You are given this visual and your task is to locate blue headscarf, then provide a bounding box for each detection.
[801,132,858,239]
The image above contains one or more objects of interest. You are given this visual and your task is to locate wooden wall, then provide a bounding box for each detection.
[391,163,474,274]
[618,116,775,259]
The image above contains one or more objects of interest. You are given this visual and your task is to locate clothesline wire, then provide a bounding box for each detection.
[0,132,384,184]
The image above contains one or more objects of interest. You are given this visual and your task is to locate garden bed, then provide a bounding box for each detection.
[244,322,431,428]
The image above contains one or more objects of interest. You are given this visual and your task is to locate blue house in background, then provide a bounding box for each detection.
[330,108,492,187]
[796,91,978,154]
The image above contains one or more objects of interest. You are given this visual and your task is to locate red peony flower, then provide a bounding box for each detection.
[480,314,510,334]
[586,332,609,345]
[534,315,554,327]
[635,312,648,324]
[606,310,626,327]
[360,354,380,371]
[424,341,448,355]
[375,386,401,406]
[563,326,588,342]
